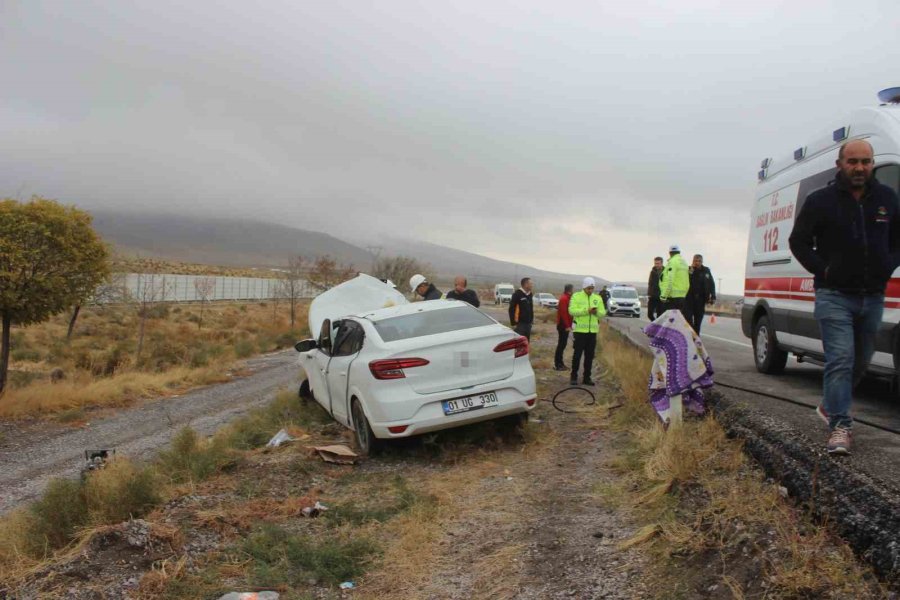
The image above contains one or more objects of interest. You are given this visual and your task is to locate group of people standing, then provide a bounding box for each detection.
[646,246,717,333]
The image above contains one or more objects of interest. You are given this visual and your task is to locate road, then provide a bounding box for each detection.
[0,351,300,514]
[605,313,900,484]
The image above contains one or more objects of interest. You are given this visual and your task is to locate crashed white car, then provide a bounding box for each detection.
[295,275,537,454]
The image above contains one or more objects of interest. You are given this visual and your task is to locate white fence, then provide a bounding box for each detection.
[101,273,318,304]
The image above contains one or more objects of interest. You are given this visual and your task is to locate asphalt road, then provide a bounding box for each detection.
[605,312,900,485]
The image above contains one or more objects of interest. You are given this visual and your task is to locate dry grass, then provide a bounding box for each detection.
[598,325,884,598]
[110,256,284,278]
[1,300,309,418]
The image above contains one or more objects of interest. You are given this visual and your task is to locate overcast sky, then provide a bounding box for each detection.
[2,0,899,294]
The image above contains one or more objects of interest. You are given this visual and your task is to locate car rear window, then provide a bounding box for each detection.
[373,306,495,342]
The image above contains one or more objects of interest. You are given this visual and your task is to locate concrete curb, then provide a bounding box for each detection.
[607,324,900,585]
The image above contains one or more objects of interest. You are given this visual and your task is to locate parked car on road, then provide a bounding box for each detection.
[535,292,558,308]
[296,274,537,454]
[494,283,515,304]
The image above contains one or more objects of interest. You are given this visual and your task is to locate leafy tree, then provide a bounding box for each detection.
[0,197,109,395]
[306,255,356,291]
[280,256,307,329]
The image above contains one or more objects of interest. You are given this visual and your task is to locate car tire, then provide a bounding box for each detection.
[351,398,383,456]
[496,412,529,438]
[298,379,312,403]
[752,314,787,374]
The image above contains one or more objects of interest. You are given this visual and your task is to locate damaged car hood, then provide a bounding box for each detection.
[308,273,409,337]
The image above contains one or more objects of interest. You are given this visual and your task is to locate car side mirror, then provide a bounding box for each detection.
[294,339,318,353]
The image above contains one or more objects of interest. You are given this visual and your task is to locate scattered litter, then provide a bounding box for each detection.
[311,444,358,464]
[339,581,355,590]
[301,501,330,518]
[777,485,789,498]
[81,449,115,478]
[218,592,280,600]
[530,418,544,424]
[586,429,600,442]
[506,477,514,481]
[266,428,296,448]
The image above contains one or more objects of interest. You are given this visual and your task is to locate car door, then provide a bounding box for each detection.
[304,319,334,413]
[326,320,365,426]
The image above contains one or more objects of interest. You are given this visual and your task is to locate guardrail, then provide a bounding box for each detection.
[93,273,318,304]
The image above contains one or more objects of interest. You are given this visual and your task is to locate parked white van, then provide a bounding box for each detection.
[742,89,900,383]
[494,283,515,305]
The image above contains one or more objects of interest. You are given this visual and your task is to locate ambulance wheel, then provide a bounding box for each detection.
[752,315,787,374]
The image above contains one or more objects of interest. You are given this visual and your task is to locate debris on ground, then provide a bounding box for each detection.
[301,501,329,518]
[311,444,358,464]
[81,448,115,478]
[265,428,296,448]
[339,581,355,590]
[218,592,280,600]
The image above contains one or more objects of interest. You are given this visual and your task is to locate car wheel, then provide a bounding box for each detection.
[298,379,312,403]
[496,412,528,438]
[752,314,787,374]
[351,398,383,456]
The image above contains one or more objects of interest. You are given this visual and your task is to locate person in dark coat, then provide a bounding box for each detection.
[599,285,610,311]
[647,256,664,320]
[445,276,480,307]
[508,277,534,340]
[788,139,900,455]
[686,254,716,333]
[554,284,574,370]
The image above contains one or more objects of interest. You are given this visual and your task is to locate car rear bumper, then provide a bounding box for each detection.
[368,378,536,439]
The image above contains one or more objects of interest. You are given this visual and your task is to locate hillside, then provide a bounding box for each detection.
[89,210,606,290]
[90,211,374,269]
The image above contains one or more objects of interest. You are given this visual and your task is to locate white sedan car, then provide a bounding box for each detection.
[295,275,537,454]
[535,293,558,308]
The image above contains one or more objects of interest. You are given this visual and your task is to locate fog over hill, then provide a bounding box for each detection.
[90,210,608,290]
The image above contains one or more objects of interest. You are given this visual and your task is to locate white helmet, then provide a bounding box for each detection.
[409,274,427,292]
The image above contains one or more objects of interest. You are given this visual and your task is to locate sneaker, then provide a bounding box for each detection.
[554,365,566,371]
[582,379,595,386]
[815,404,830,426]
[826,427,852,455]
[569,377,578,386]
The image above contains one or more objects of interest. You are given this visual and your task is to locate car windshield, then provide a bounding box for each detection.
[611,289,638,299]
[373,306,496,342]
[499,287,513,293]
[540,294,554,299]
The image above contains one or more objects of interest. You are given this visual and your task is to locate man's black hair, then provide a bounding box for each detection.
[521,277,531,287]
[564,284,574,293]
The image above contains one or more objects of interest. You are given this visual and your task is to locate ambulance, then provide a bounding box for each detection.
[742,88,900,383]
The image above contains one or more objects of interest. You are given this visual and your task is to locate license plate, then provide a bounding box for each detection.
[442,392,499,415]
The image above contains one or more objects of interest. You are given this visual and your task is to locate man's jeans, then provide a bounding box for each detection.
[814,289,884,430]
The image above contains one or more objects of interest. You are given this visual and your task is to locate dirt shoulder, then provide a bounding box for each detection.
[0,351,299,515]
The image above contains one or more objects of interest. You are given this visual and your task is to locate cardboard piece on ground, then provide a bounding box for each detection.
[311,444,358,464]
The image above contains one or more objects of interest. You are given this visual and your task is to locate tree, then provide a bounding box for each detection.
[193,276,217,330]
[0,197,109,396]
[306,255,356,291]
[281,256,307,330]
[133,273,172,363]
[372,255,431,292]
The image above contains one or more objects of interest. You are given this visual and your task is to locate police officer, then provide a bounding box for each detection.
[659,244,690,322]
[568,277,606,386]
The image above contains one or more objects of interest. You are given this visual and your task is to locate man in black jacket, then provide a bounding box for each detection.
[789,139,900,455]
[647,257,664,320]
[686,254,716,333]
[445,276,480,307]
[509,277,534,340]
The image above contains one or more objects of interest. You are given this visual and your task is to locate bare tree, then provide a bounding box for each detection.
[372,255,431,291]
[307,255,356,291]
[277,256,308,329]
[133,274,172,363]
[193,276,217,330]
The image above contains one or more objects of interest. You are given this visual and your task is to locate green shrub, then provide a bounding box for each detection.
[242,524,378,587]
[83,459,161,523]
[156,427,238,483]
[11,347,41,362]
[234,339,256,358]
[29,479,88,551]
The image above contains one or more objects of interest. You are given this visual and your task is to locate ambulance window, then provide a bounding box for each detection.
[875,164,900,195]
[796,168,837,215]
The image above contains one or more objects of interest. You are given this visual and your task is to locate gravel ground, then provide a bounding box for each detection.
[0,351,300,514]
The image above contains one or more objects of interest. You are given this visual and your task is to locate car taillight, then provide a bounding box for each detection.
[493,336,529,358]
[369,358,430,380]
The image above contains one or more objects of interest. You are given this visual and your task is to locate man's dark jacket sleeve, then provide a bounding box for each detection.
[789,195,829,278]
[509,290,522,325]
